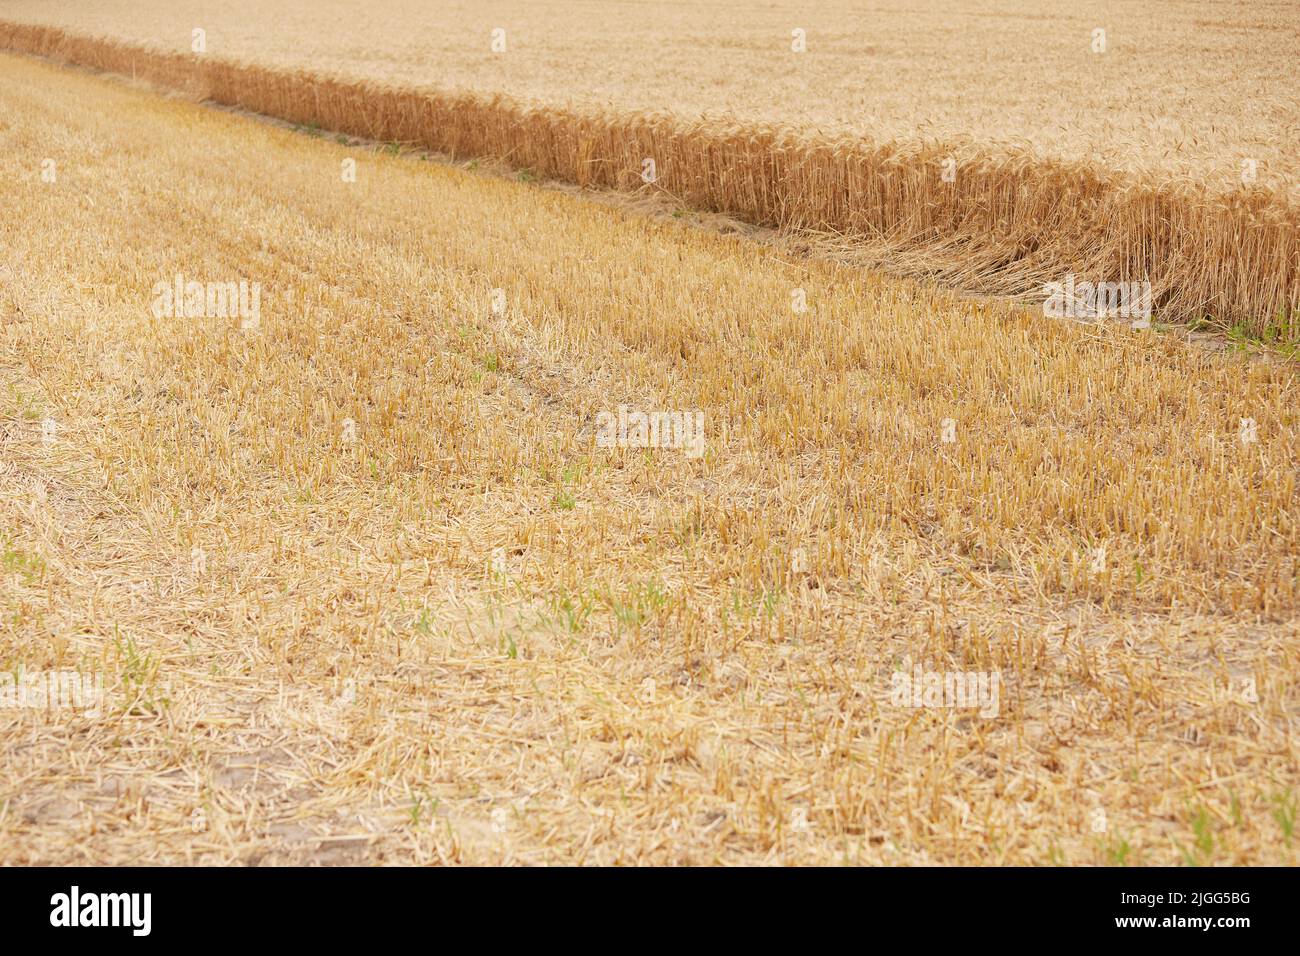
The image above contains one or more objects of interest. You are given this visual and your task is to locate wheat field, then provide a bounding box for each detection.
[2,0,1296,190]
[1,51,1297,865]
[1,3,1297,335]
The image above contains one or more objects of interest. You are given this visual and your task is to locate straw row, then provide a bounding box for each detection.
[3,20,1296,334]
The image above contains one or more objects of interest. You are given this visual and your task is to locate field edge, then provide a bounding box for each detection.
[2,18,1297,339]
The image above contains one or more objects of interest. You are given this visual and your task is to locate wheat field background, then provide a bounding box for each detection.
[2,0,1297,190]
[1,2,1297,334]
[1,43,1297,865]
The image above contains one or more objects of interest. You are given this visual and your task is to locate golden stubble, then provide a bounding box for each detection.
[0,53,1296,865]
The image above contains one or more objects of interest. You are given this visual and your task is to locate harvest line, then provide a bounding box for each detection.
[1,19,1297,337]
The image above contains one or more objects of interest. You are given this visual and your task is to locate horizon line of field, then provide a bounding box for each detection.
[2,19,1296,340]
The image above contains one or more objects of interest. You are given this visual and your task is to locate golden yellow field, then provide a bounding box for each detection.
[2,52,1297,865]
[2,3,1296,336]
[3,0,1297,191]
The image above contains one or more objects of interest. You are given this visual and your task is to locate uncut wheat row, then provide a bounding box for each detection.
[1,19,1296,337]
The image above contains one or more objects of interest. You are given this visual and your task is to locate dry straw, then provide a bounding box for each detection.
[4,48,1298,865]
[2,20,1297,334]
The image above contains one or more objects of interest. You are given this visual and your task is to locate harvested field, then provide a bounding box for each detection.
[2,52,1298,865]
[0,3,1297,334]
